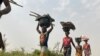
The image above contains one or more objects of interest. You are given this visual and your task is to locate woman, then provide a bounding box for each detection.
[0,0,11,18]
[60,28,76,56]
[60,22,76,56]
[37,23,53,56]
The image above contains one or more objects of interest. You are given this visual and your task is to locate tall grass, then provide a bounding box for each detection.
[0,49,63,56]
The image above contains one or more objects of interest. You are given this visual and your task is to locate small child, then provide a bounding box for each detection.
[83,38,91,56]
[75,37,82,56]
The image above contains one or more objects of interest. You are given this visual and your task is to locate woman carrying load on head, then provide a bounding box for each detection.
[37,23,54,56]
[60,21,76,56]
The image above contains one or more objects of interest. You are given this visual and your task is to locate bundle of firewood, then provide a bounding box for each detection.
[30,11,55,28]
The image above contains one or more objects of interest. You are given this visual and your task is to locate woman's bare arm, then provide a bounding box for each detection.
[60,44,63,52]
[36,23,41,34]
[71,38,76,49]
[47,23,53,34]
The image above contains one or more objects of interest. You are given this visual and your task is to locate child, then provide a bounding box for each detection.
[83,38,91,56]
[0,0,11,18]
[37,23,53,56]
[75,37,82,56]
[60,27,76,56]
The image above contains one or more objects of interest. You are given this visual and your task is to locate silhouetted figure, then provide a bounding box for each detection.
[75,37,82,56]
[9,0,23,7]
[60,21,76,56]
[0,0,11,18]
[31,11,55,56]
[37,23,53,56]
[0,32,5,51]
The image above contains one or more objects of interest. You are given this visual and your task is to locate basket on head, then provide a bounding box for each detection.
[60,21,76,32]
[80,35,89,41]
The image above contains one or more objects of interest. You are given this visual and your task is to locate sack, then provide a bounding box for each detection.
[36,14,55,28]
[63,37,71,47]
[38,17,51,28]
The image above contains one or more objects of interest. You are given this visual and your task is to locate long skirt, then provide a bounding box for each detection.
[63,46,71,56]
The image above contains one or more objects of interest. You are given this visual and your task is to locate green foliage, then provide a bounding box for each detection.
[32,49,40,56]
[0,49,63,56]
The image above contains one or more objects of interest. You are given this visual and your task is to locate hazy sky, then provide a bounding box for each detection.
[0,0,100,56]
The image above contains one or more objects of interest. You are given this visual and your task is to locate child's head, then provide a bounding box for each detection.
[75,37,81,45]
[41,26,47,33]
[84,40,88,43]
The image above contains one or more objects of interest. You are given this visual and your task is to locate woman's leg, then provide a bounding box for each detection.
[64,50,67,56]
[67,46,71,56]
[40,46,48,56]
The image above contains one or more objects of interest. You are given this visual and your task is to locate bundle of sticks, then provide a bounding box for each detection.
[30,11,55,28]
